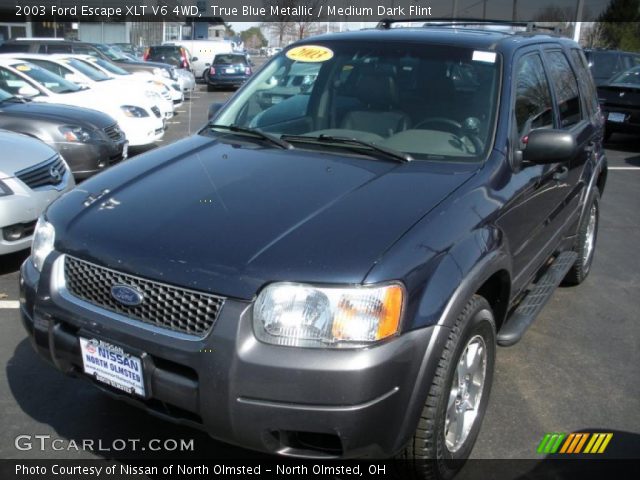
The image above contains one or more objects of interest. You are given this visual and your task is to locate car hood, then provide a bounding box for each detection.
[39,89,151,117]
[119,59,173,70]
[0,101,116,130]
[598,83,640,108]
[0,129,57,177]
[48,135,477,299]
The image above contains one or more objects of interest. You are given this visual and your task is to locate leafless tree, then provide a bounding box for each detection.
[261,22,294,47]
[262,0,325,44]
[583,23,607,48]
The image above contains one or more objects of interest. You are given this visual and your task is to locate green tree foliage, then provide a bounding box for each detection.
[596,0,640,51]
[241,27,268,49]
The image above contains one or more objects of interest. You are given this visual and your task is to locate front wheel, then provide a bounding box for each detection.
[402,295,496,480]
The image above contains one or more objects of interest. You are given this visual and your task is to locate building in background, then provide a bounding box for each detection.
[0,0,225,46]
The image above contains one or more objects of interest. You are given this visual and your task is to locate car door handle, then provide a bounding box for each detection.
[553,166,569,181]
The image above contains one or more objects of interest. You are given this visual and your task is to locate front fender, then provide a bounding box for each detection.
[367,226,511,454]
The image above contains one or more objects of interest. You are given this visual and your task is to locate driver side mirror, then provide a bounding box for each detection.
[17,85,39,98]
[208,102,226,120]
[522,129,577,165]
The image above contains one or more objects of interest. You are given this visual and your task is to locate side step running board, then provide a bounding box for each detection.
[497,251,578,347]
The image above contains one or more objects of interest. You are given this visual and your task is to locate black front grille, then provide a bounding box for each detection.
[103,124,123,141]
[2,220,37,241]
[151,106,161,118]
[64,256,225,337]
[15,155,65,189]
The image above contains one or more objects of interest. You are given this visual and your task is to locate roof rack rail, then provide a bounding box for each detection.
[376,18,561,33]
[15,37,68,41]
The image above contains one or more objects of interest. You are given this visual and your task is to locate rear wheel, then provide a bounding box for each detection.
[402,295,496,480]
[563,188,600,286]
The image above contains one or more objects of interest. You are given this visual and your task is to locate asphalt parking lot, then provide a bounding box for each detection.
[0,73,638,463]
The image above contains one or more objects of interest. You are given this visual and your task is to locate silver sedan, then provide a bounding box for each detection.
[0,130,75,255]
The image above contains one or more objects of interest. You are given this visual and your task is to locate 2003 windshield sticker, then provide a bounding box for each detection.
[286,45,334,63]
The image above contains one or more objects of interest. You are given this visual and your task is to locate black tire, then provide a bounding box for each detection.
[603,129,613,142]
[401,295,496,480]
[206,83,215,92]
[563,188,600,286]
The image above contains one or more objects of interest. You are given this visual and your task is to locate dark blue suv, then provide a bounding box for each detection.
[20,23,606,479]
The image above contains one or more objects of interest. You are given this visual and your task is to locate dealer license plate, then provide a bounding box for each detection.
[79,337,145,397]
[608,112,626,123]
[225,67,235,74]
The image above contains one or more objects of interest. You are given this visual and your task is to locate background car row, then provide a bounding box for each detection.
[0,37,255,260]
[0,40,191,257]
[585,48,640,139]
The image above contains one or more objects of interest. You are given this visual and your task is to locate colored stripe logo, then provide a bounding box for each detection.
[537,433,613,454]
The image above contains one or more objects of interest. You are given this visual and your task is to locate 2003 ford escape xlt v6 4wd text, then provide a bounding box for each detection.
[20,22,606,479]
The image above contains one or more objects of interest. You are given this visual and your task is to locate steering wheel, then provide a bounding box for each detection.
[414,117,464,134]
[414,117,484,154]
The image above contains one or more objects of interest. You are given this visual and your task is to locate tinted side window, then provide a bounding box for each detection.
[514,54,554,138]
[570,49,599,121]
[546,50,581,128]
[73,45,95,55]
[0,43,30,53]
[46,44,72,54]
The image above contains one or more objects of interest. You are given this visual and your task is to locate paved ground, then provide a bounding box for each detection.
[0,70,638,462]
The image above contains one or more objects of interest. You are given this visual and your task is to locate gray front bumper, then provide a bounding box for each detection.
[20,253,442,458]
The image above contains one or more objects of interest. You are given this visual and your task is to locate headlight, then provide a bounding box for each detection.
[120,105,149,118]
[0,179,13,197]
[31,217,55,272]
[59,125,93,142]
[152,67,170,79]
[253,283,404,348]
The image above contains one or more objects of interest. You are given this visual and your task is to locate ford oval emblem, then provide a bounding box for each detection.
[110,284,144,307]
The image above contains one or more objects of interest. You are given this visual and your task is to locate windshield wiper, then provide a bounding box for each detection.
[281,134,412,163]
[207,124,293,150]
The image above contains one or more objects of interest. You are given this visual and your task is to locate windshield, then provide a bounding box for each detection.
[589,52,625,80]
[610,66,640,85]
[11,63,82,94]
[94,44,126,61]
[85,57,129,75]
[0,88,15,102]
[61,58,111,81]
[214,54,248,65]
[213,42,500,161]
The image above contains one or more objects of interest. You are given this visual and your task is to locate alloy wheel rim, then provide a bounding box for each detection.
[445,335,487,453]
[583,204,597,268]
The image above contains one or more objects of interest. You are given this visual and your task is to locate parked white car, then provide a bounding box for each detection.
[0,130,75,255]
[2,53,174,120]
[75,55,184,106]
[0,58,164,147]
[174,68,196,95]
